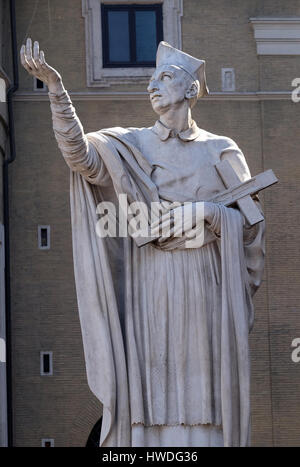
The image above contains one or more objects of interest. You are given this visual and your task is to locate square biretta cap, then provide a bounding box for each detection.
[156,41,209,98]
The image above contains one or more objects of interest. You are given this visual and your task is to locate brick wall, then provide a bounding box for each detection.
[11,0,300,446]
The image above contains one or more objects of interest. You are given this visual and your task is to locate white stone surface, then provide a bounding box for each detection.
[221,68,235,91]
[250,17,300,55]
[0,78,6,102]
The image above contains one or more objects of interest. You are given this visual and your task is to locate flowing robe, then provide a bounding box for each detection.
[49,91,265,447]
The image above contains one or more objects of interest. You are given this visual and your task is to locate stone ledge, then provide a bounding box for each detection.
[250,17,300,55]
[13,91,293,102]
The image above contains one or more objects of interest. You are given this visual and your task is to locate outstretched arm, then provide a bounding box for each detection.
[20,38,108,185]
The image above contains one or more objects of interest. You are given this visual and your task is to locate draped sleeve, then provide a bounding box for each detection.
[49,90,110,186]
[220,139,265,303]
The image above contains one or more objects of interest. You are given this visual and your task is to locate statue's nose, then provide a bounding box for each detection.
[147,80,158,93]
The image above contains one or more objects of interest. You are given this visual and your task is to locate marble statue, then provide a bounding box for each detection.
[20,38,266,447]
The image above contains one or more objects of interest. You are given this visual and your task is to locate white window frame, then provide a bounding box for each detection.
[82,0,183,87]
[221,68,235,92]
[38,225,50,250]
[40,351,53,376]
[33,77,47,92]
[42,438,55,447]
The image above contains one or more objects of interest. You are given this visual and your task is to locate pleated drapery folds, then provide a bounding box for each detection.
[70,133,262,446]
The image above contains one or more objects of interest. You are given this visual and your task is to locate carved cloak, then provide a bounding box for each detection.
[69,130,264,446]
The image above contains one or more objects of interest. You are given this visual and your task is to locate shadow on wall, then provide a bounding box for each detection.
[85,417,102,447]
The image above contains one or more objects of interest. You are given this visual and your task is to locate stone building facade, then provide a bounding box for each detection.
[0,0,12,448]
[3,0,300,446]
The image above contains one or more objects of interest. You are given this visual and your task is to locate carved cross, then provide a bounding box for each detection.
[212,160,278,226]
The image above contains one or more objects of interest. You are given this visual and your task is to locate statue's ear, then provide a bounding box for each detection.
[185,81,198,100]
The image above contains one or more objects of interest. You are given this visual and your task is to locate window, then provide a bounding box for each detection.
[101,4,163,67]
[33,77,47,91]
[38,225,50,250]
[40,351,53,376]
[0,338,5,363]
[222,68,235,92]
[0,77,6,102]
[42,438,54,447]
[82,0,183,87]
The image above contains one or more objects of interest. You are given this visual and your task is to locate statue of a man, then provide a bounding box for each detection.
[20,39,265,447]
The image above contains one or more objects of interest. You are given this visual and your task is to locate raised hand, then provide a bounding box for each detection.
[20,38,64,94]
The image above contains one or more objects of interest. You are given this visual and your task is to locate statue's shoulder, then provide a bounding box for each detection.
[198,128,250,176]
[99,126,149,146]
[198,128,240,152]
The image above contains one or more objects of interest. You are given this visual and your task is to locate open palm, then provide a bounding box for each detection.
[20,38,62,91]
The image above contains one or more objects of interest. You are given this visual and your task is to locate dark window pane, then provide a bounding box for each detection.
[43,354,50,374]
[36,78,44,89]
[41,228,48,247]
[108,11,130,62]
[135,10,157,62]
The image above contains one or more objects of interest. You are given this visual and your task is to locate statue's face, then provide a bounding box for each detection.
[147,65,190,115]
